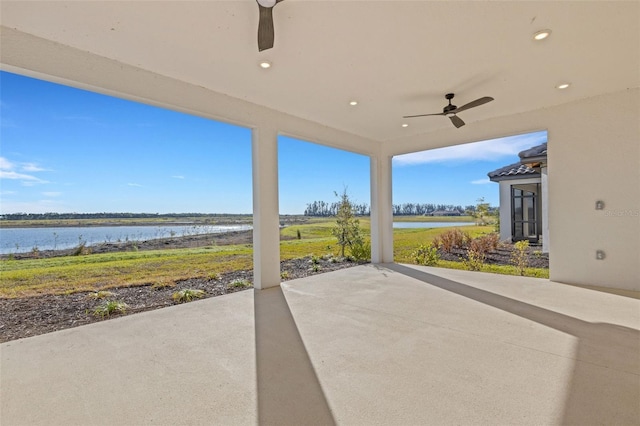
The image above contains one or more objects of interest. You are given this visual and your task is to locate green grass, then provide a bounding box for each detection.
[392,215,475,223]
[0,219,547,298]
[0,245,252,298]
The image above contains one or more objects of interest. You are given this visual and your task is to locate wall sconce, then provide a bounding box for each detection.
[595,200,605,210]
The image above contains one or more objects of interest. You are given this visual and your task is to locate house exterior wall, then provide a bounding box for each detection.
[498,181,511,242]
[389,88,639,292]
[547,89,639,292]
[541,166,549,253]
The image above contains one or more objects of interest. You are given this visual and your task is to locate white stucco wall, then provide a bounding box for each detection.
[547,89,639,291]
[498,181,512,242]
[541,167,549,254]
[389,88,639,291]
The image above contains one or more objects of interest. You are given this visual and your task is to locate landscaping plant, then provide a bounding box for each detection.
[331,188,365,258]
[412,243,440,266]
[93,300,128,318]
[511,240,530,276]
[229,279,251,289]
[171,288,205,303]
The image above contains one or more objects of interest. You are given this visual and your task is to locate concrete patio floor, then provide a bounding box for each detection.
[1,264,639,426]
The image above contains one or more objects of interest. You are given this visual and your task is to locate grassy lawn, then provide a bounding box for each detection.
[392,215,475,222]
[0,218,548,298]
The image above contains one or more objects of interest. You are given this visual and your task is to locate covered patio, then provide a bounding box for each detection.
[2,265,638,425]
[1,2,639,424]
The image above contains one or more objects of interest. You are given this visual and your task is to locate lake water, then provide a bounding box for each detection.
[0,224,252,254]
[0,221,472,254]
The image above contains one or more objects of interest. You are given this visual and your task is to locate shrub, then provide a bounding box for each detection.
[349,239,371,262]
[464,238,489,271]
[310,264,321,273]
[310,254,321,265]
[473,233,500,254]
[434,229,471,253]
[172,288,206,303]
[412,243,440,266]
[93,300,128,318]
[280,271,290,280]
[87,290,115,300]
[73,243,90,256]
[511,240,530,276]
[229,279,251,289]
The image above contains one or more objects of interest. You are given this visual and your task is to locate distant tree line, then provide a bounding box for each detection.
[304,201,495,217]
[303,201,370,217]
[0,212,251,221]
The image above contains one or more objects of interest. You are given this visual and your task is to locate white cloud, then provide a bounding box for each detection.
[0,170,49,184]
[0,157,51,185]
[393,131,547,166]
[171,175,185,179]
[21,163,49,172]
[0,190,17,196]
[127,183,143,187]
[42,191,62,197]
[0,157,14,170]
[471,178,491,185]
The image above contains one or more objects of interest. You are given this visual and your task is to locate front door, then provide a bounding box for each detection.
[511,183,541,243]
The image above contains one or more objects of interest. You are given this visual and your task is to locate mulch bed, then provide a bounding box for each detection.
[438,244,549,269]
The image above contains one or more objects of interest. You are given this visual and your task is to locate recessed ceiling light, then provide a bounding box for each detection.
[556,83,571,89]
[259,61,271,69]
[349,100,358,106]
[533,29,551,41]
[401,123,409,128]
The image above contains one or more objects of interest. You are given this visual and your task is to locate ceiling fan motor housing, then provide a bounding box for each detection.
[444,93,457,113]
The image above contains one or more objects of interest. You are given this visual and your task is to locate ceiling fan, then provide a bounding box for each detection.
[256,0,284,52]
[403,93,494,128]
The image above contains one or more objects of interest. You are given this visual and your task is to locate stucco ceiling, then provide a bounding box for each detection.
[1,1,639,145]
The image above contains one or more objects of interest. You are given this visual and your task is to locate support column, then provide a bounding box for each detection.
[541,166,549,253]
[370,154,394,263]
[252,126,281,289]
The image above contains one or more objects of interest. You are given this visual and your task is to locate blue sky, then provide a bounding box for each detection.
[0,71,546,215]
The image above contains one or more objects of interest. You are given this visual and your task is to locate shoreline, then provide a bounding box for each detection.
[1,229,260,260]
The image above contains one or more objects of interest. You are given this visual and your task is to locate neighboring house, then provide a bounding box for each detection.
[488,143,548,253]
[430,210,461,217]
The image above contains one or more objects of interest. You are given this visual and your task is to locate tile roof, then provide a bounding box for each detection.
[487,142,547,182]
[518,142,547,161]
[488,162,539,181]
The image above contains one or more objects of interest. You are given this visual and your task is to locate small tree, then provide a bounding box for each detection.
[331,188,364,258]
[472,197,491,226]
